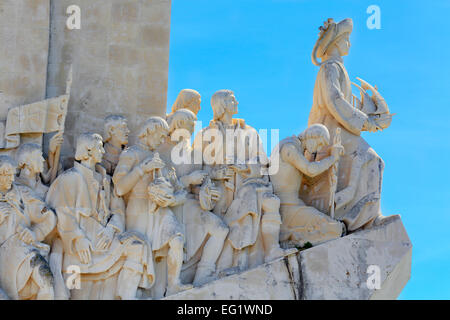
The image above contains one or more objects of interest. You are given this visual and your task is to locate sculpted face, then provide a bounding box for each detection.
[91,139,105,164]
[111,121,130,146]
[146,129,167,149]
[224,94,238,115]
[28,149,45,174]
[335,33,351,56]
[0,165,15,191]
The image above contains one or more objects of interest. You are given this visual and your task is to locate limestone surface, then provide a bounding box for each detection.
[163,215,411,300]
[165,250,301,300]
[299,215,411,300]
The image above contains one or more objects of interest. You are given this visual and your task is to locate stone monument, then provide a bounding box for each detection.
[0,0,411,300]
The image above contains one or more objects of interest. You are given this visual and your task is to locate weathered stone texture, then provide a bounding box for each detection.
[0,0,50,119]
[299,215,412,300]
[164,251,301,300]
[46,0,171,160]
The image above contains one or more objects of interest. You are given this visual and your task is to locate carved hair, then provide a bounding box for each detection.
[104,115,127,142]
[0,155,17,174]
[75,132,103,161]
[299,124,330,145]
[211,89,234,121]
[170,89,201,115]
[311,18,352,66]
[16,143,42,169]
[167,109,197,134]
[137,116,169,139]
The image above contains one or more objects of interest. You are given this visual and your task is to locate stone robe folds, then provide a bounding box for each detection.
[102,142,123,176]
[193,118,269,217]
[224,177,276,265]
[46,162,155,290]
[158,140,228,263]
[308,58,383,231]
[0,184,56,300]
[113,144,185,258]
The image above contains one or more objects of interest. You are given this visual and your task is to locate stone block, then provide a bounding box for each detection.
[164,250,301,300]
[299,215,412,300]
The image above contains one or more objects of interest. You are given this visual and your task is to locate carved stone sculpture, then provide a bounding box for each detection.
[15,137,63,197]
[46,133,155,300]
[167,89,202,118]
[0,155,56,300]
[113,117,192,298]
[308,18,394,231]
[0,6,410,299]
[159,109,229,286]
[270,124,345,246]
[102,115,130,176]
[194,90,285,273]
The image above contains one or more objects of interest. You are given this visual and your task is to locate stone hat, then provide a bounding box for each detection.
[312,18,353,66]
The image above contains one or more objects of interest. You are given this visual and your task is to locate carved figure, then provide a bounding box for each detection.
[0,155,56,300]
[102,115,130,176]
[270,124,345,246]
[194,90,284,272]
[159,109,229,286]
[46,133,155,300]
[309,18,394,231]
[113,117,192,297]
[168,89,202,117]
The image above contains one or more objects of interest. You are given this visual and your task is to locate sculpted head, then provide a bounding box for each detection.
[211,90,238,121]
[299,124,330,154]
[171,89,201,116]
[312,18,353,65]
[167,109,197,137]
[16,143,45,175]
[104,115,129,146]
[138,117,169,150]
[75,133,105,165]
[0,155,16,191]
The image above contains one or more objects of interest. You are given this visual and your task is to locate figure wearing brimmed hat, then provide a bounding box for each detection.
[308,18,394,232]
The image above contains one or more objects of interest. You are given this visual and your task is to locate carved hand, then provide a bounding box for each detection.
[331,144,345,158]
[208,186,221,202]
[75,238,93,264]
[19,227,36,244]
[141,156,165,173]
[96,226,115,251]
[154,193,176,207]
[213,167,234,180]
[49,131,64,154]
[187,170,208,185]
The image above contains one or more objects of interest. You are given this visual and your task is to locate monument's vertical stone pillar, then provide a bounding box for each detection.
[0,0,50,119]
[46,0,172,161]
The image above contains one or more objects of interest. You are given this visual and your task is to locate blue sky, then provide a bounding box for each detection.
[167,0,450,299]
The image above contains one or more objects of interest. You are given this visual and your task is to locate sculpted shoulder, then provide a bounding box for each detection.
[52,167,81,185]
